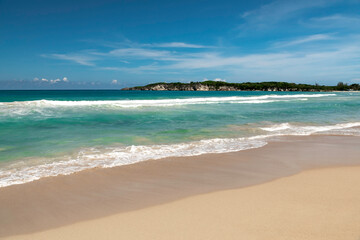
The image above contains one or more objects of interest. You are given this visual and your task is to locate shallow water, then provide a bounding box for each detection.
[1,90,360,187]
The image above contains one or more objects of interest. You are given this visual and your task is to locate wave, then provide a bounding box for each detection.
[0,120,359,188]
[0,93,334,108]
[0,94,334,117]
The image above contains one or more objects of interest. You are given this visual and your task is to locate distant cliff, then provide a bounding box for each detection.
[122,81,360,92]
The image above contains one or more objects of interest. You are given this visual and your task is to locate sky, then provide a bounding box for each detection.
[1,0,360,89]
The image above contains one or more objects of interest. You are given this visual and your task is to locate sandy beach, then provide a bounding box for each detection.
[1,135,360,239]
[6,166,360,240]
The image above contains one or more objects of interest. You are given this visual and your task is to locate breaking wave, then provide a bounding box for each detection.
[0,93,335,117]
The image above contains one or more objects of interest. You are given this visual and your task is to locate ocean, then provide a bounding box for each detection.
[1,90,360,187]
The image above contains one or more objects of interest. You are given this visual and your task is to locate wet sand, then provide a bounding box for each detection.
[1,135,360,238]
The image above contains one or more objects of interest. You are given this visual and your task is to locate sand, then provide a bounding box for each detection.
[5,166,360,240]
[1,135,360,239]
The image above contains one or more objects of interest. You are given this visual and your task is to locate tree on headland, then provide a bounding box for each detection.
[336,82,348,91]
[123,81,360,91]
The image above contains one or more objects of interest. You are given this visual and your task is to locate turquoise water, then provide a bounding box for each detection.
[1,90,360,187]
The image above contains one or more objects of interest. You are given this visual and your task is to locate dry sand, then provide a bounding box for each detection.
[1,135,360,239]
[6,166,360,240]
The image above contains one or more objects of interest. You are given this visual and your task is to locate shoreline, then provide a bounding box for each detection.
[2,121,360,188]
[1,135,360,237]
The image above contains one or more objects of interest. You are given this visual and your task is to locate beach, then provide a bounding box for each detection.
[3,0,360,238]
[1,135,360,239]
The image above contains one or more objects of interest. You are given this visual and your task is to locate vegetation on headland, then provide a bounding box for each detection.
[122,81,360,92]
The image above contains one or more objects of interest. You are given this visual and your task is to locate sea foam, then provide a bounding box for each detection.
[0,93,334,108]
[0,137,267,187]
[0,93,334,117]
[260,122,360,135]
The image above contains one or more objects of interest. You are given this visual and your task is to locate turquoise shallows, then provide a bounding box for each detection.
[0,90,359,186]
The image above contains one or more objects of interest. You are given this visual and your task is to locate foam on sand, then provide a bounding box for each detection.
[260,122,360,135]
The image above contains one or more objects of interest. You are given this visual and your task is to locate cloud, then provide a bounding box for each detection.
[42,33,360,82]
[101,63,161,73]
[93,39,212,49]
[92,38,360,84]
[163,52,290,70]
[176,46,359,70]
[43,53,96,66]
[109,48,171,58]
[100,67,122,71]
[111,79,118,84]
[309,14,360,29]
[56,40,360,78]
[273,34,333,47]
[42,40,212,68]
[239,0,338,30]
[152,42,209,48]
[50,78,61,84]
[33,77,69,84]
[109,40,360,83]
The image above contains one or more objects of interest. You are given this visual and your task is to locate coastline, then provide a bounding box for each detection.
[1,135,360,238]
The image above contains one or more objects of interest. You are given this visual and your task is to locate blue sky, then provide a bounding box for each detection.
[1,0,360,89]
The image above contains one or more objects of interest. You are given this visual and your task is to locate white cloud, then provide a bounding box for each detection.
[239,0,338,30]
[152,42,209,48]
[43,42,207,68]
[101,63,161,73]
[43,53,96,66]
[309,14,360,29]
[111,79,118,84]
[34,77,69,84]
[50,78,61,84]
[97,42,360,83]
[109,41,360,83]
[162,52,292,70]
[109,48,170,58]
[101,67,122,71]
[42,34,360,83]
[99,39,212,49]
[273,34,333,47]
